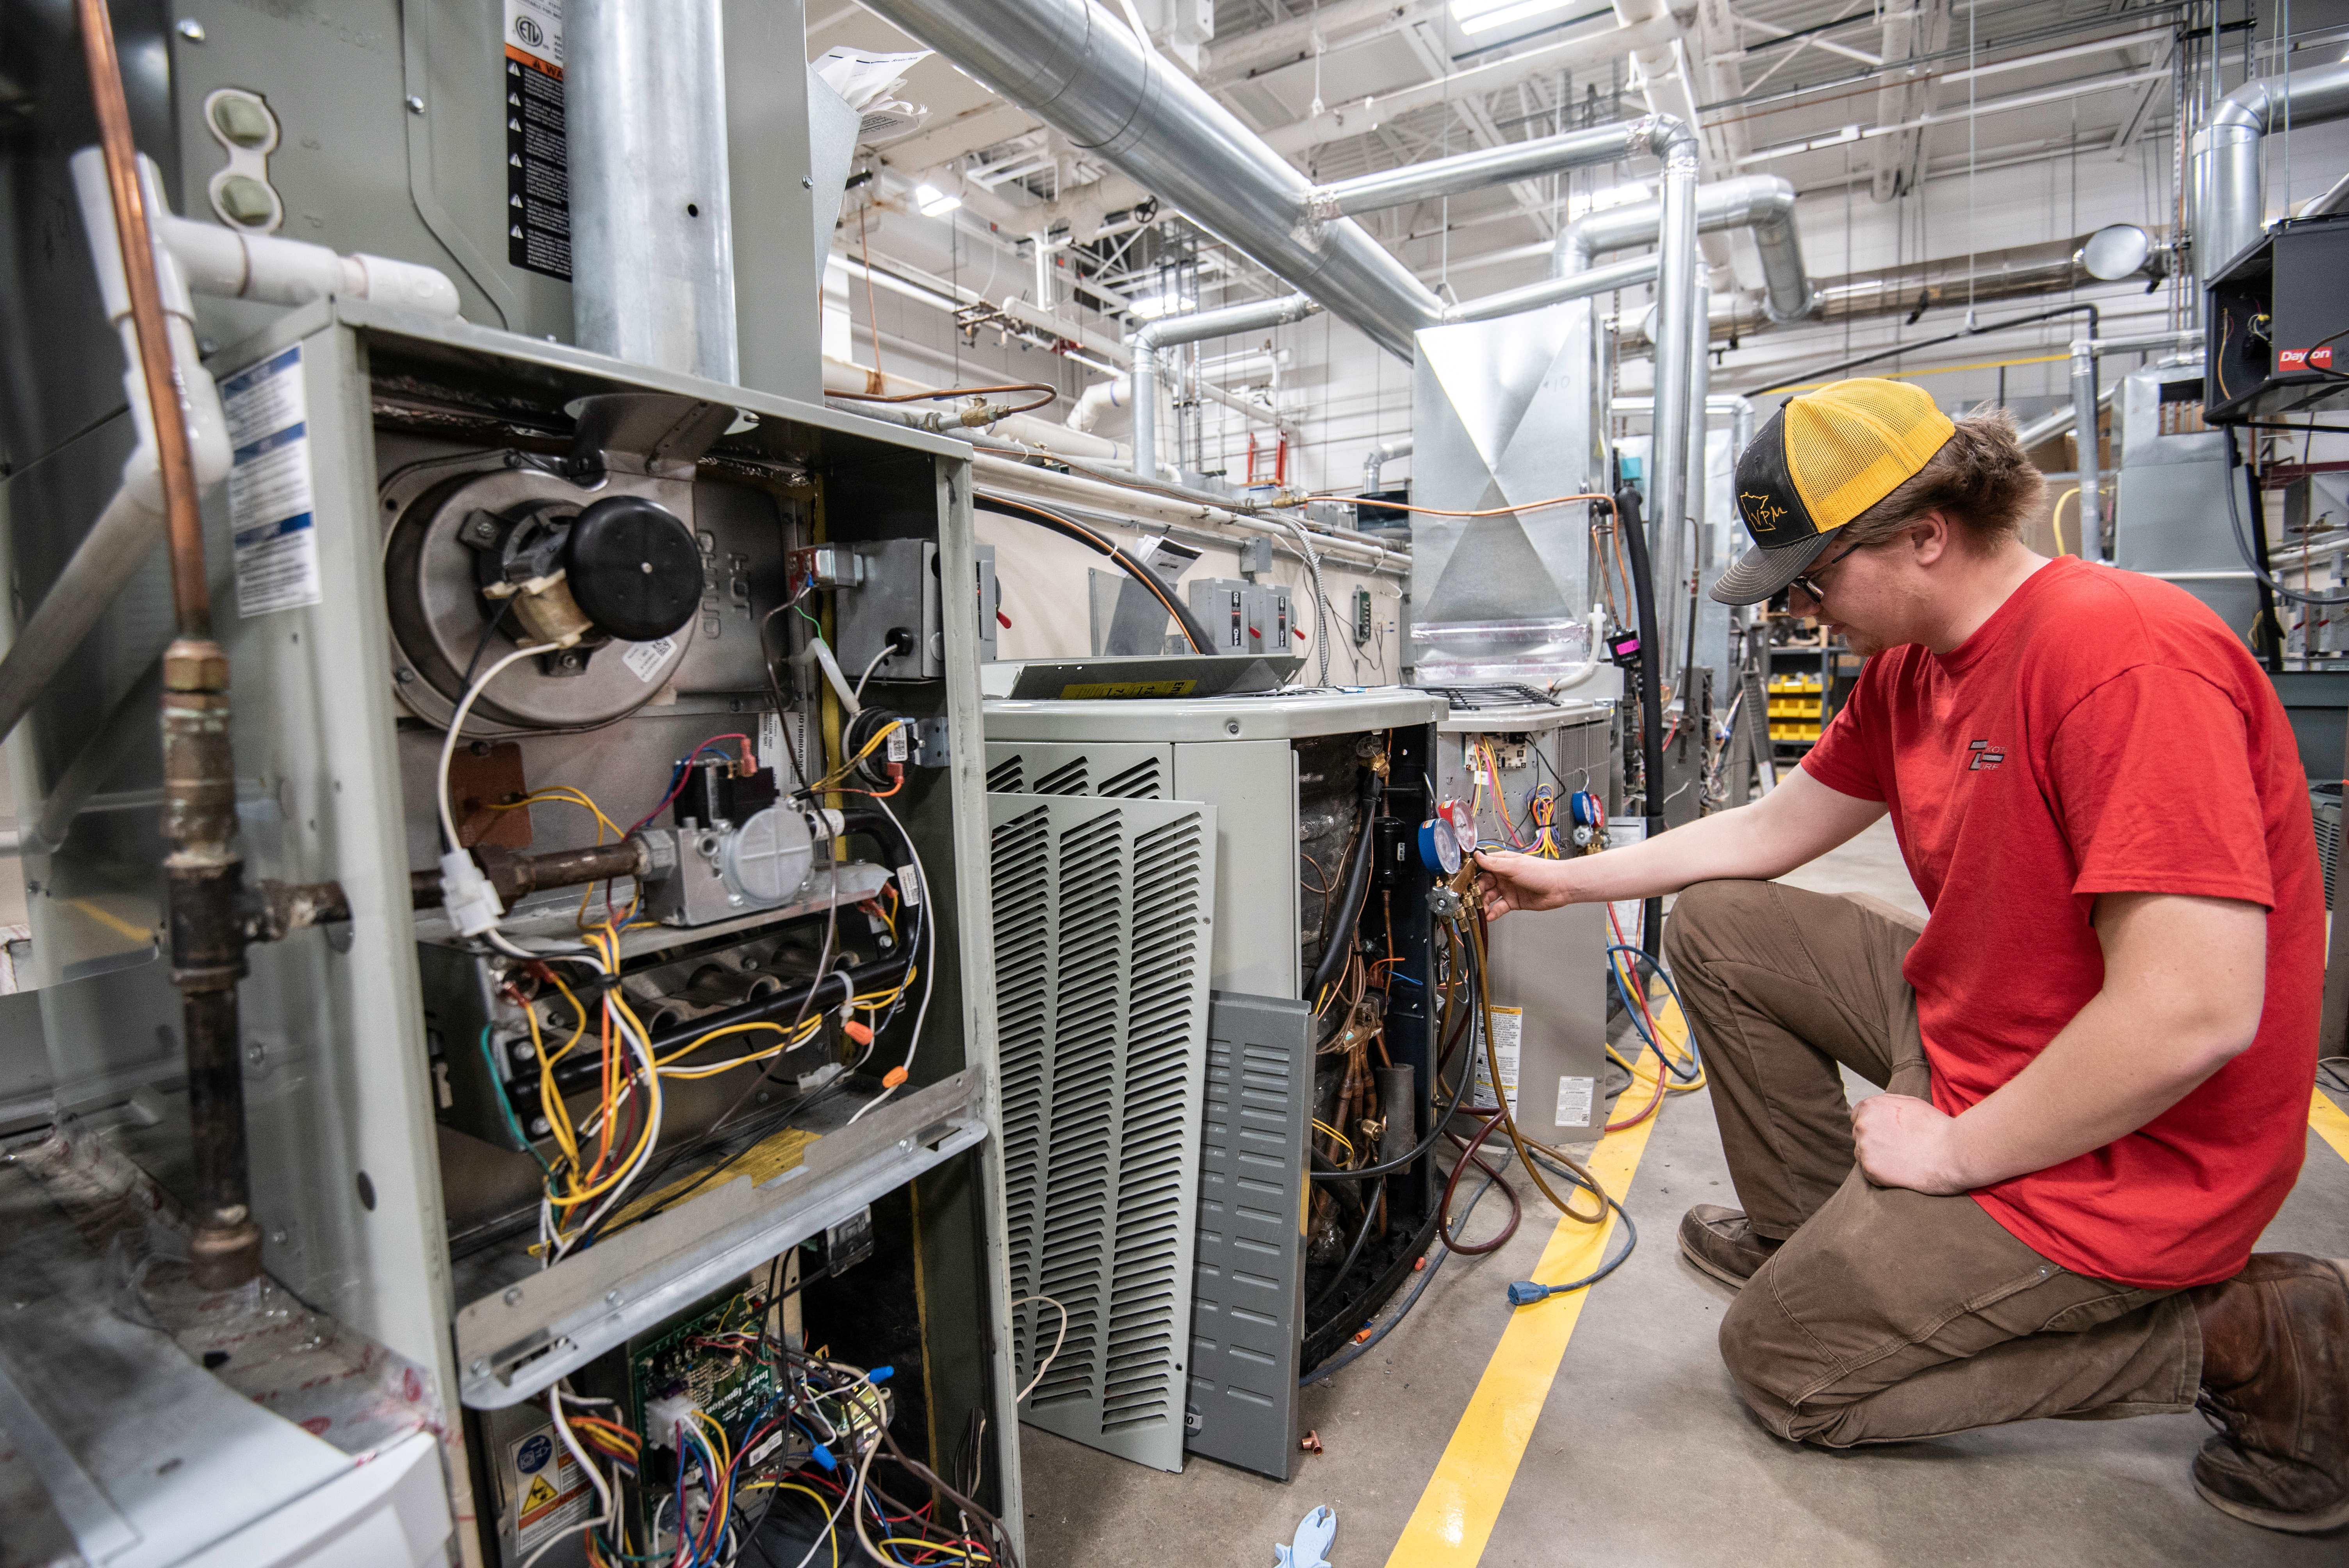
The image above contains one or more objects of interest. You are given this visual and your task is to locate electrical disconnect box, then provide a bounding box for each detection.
[1187,576,1296,657]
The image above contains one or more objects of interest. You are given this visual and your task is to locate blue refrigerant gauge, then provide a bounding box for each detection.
[1417,817,1461,875]
[1417,800,1476,875]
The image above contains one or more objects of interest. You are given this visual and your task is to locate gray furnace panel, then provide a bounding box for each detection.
[1185,991,1312,1480]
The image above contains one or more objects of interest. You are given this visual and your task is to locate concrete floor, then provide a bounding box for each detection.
[1018,820,2349,1566]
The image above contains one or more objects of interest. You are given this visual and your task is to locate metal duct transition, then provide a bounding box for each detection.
[2195,61,2349,283]
[1554,175,1814,326]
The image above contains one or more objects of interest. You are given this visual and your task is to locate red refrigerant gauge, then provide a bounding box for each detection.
[1440,800,1477,859]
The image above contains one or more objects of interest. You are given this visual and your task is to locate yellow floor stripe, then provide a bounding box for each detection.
[1383,997,1685,1567]
[2312,1086,2349,1165]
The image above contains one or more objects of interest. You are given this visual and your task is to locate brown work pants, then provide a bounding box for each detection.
[1662,879,2203,1447]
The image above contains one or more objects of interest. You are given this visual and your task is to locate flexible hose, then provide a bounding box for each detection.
[1439,1114,1523,1254]
[1305,1185,1385,1322]
[1615,483,1668,957]
[976,494,1217,650]
[1463,914,1608,1225]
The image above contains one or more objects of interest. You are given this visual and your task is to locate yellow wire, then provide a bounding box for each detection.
[2049,486,2078,557]
[484,787,627,924]
[740,1482,839,1568]
[877,1542,989,1563]
[1311,1119,1356,1162]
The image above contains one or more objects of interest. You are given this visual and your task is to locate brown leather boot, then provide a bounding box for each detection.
[2189,1253,2349,1534]
[1677,1205,1781,1291]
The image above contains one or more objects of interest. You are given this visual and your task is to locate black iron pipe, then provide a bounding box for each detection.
[1615,483,1666,959]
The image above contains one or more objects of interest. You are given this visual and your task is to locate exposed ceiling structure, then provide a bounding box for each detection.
[811,0,2348,400]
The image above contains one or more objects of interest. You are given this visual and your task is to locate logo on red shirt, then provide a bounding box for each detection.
[1966,738,2006,771]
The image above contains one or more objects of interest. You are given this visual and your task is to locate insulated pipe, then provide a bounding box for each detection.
[2070,340,2105,565]
[854,0,1444,356]
[155,210,460,317]
[2194,62,2349,283]
[2,154,237,757]
[2306,169,2349,219]
[1440,254,1659,324]
[567,0,738,380]
[1362,437,1412,493]
[1309,121,1703,221]
[1066,371,1286,435]
[1131,293,1319,481]
[1645,128,1702,675]
[1552,174,1814,325]
[969,451,1411,572]
[818,355,1125,459]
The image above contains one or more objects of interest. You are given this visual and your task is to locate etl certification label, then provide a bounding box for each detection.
[1474,1005,1523,1115]
[221,345,321,616]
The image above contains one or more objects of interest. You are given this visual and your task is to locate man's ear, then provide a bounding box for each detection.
[1907,510,1953,568]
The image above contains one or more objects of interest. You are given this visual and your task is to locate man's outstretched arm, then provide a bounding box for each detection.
[1475,769,1888,919]
[1853,890,2267,1194]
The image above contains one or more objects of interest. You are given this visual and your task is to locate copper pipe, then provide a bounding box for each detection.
[75,0,209,639]
[79,0,257,1287]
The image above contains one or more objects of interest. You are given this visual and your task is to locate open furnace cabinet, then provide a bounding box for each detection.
[982,687,1446,1482]
[1,301,1023,1567]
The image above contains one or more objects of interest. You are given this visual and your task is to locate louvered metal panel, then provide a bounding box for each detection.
[1186,991,1312,1478]
[984,741,1172,801]
[986,792,1215,1471]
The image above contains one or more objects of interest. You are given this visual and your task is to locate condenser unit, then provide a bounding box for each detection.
[985,685,1445,1481]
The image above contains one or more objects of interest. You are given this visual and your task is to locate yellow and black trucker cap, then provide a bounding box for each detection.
[1711,378,1958,606]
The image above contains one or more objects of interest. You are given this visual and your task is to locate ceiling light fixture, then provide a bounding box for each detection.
[1449,0,1575,37]
[913,182,962,217]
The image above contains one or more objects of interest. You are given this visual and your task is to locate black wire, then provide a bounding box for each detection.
[974,494,1215,653]
[1308,936,1482,1182]
[1305,1185,1385,1322]
[2223,426,2349,606]
[1301,1166,1502,1386]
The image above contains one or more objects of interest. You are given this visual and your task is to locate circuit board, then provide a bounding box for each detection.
[628,1283,783,1447]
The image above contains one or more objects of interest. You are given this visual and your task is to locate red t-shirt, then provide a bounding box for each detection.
[1802,556,2320,1288]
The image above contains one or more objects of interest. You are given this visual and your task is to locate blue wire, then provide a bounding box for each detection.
[1605,944,1701,1083]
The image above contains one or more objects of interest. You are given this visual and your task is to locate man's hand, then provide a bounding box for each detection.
[1473,850,1579,921]
[1851,1093,1973,1195]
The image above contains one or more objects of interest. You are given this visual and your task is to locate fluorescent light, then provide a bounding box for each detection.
[1128,294,1181,320]
[913,182,962,217]
[1450,0,1573,36]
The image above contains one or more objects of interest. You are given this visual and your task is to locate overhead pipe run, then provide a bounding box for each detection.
[2066,328,2207,568]
[1362,437,1412,493]
[2194,61,2349,284]
[1554,174,1815,326]
[1130,293,1320,481]
[856,0,1705,361]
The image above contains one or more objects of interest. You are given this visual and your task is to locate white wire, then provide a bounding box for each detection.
[520,1385,612,1568]
[851,642,895,703]
[843,791,936,1126]
[437,641,557,850]
[551,994,665,1259]
[1011,1294,1068,1404]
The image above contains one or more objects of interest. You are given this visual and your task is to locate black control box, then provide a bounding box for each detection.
[2205,213,2349,424]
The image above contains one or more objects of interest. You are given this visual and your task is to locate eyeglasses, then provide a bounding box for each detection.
[1788,535,1866,603]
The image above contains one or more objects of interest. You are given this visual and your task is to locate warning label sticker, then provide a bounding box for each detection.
[509,1425,590,1549]
[221,345,321,617]
[1473,1005,1522,1115]
[504,0,570,279]
[1556,1074,1595,1128]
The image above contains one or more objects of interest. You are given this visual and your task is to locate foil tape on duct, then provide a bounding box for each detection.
[1407,305,1605,682]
